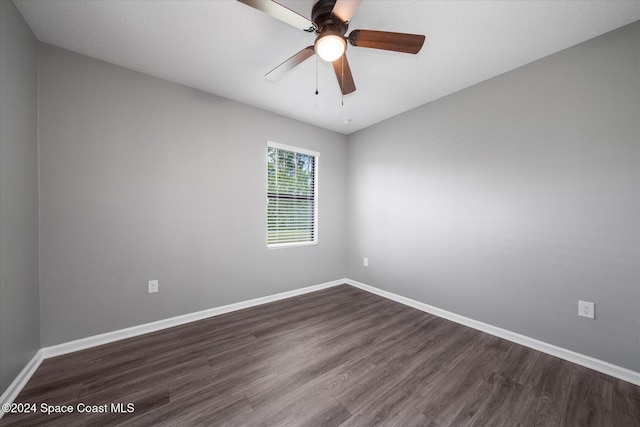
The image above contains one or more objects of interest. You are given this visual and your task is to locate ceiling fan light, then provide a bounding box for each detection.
[315,32,346,62]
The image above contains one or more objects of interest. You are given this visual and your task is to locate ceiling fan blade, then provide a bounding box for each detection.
[237,0,315,32]
[332,54,356,95]
[265,46,315,81]
[349,29,425,54]
[332,0,362,23]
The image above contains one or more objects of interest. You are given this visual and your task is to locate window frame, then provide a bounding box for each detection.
[266,141,319,249]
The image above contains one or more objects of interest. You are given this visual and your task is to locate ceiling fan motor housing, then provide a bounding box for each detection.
[312,0,348,35]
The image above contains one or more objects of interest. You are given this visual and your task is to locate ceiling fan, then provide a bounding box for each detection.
[237,0,426,95]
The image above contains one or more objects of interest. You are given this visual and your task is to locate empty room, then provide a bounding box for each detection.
[1,0,639,425]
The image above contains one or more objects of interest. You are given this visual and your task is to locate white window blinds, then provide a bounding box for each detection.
[267,142,318,247]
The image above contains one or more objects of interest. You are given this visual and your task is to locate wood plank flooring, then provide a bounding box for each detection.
[2,284,639,426]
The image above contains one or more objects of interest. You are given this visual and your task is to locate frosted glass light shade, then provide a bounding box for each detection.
[315,33,346,62]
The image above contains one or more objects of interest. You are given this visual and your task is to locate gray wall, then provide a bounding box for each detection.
[347,22,640,371]
[0,0,40,393]
[38,44,348,346]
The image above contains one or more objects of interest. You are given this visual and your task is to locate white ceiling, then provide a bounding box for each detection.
[14,0,640,134]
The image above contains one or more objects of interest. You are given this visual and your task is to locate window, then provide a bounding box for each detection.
[267,141,318,247]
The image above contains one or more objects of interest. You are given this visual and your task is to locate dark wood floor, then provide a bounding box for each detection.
[2,285,639,426]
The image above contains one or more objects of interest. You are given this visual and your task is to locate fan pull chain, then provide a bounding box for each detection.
[315,55,319,95]
[341,55,344,106]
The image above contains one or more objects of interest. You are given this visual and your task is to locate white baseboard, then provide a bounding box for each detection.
[345,279,640,386]
[42,278,346,358]
[0,349,44,419]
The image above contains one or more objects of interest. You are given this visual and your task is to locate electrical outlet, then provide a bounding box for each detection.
[363,257,369,267]
[148,280,159,294]
[578,300,594,319]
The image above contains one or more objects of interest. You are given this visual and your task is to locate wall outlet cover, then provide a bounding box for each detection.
[148,280,159,294]
[578,300,594,319]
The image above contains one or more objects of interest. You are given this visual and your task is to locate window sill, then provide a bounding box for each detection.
[267,241,318,249]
